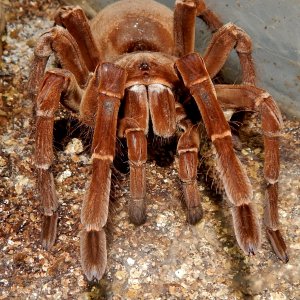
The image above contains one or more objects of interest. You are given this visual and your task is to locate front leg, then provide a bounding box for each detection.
[80,63,127,281]
[176,53,261,255]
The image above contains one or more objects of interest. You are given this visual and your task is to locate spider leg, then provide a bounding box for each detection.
[28,26,89,99]
[174,0,197,57]
[173,0,255,84]
[174,0,222,56]
[176,53,261,255]
[34,69,82,249]
[196,1,255,84]
[196,1,223,31]
[118,85,149,225]
[203,23,255,85]
[54,6,100,71]
[174,0,223,57]
[215,84,288,262]
[80,63,126,281]
[176,103,203,224]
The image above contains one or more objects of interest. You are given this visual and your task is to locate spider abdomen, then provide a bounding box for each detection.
[90,0,174,60]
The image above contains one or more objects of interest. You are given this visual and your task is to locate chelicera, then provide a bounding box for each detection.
[28,0,288,281]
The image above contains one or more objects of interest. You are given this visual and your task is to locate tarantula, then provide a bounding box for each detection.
[28,0,288,281]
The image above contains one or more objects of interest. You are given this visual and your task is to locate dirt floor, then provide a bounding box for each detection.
[0,1,299,299]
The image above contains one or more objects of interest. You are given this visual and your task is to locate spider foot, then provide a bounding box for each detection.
[182,181,203,225]
[187,205,203,225]
[80,229,107,281]
[266,228,289,263]
[231,204,261,256]
[242,242,260,257]
[129,199,147,225]
[246,244,257,256]
[41,213,58,249]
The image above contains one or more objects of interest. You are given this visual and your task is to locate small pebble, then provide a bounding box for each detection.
[65,138,83,155]
[127,257,135,266]
[175,268,186,279]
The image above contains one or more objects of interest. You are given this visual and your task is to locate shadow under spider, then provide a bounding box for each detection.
[198,114,265,298]
[210,195,253,298]
[190,162,253,298]
[53,117,93,153]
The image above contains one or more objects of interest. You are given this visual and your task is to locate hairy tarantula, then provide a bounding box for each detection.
[28,0,288,281]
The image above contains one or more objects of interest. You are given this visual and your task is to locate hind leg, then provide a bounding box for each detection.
[215,84,288,262]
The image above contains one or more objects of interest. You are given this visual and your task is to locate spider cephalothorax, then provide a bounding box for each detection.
[29,0,288,281]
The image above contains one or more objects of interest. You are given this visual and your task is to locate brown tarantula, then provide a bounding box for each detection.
[28,0,288,281]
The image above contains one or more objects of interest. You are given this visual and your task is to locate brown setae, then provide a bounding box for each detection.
[28,0,288,281]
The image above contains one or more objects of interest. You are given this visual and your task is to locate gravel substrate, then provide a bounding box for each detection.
[0,1,299,299]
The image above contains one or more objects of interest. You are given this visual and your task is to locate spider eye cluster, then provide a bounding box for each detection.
[139,62,150,71]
